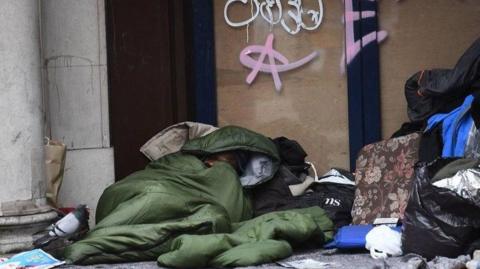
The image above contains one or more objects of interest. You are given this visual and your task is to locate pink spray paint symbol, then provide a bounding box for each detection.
[240,33,318,92]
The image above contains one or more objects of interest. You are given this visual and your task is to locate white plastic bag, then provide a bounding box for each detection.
[365,225,403,259]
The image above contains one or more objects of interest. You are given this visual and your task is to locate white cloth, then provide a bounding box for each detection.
[289,167,354,196]
[365,225,403,259]
[140,121,218,160]
[239,153,273,187]
[316,168,356,186]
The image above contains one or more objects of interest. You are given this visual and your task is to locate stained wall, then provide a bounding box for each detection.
[214,0,480,172]
[379,0,480,136]
[215,0,349,172]
[41,0,114,226]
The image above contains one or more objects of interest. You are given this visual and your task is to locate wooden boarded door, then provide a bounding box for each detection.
[106,0,192,179]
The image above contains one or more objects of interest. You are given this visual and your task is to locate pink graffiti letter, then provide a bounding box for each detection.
[240,33,318,92]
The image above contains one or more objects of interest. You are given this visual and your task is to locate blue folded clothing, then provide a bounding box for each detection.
[324,224,401,249]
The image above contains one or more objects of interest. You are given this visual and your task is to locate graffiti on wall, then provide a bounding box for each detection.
[224,0,324,35]
[239,33,318,92]
[341,0,387,73]
[226,0,390,91]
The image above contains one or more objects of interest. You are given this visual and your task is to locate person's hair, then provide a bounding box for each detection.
[203,150,249,173]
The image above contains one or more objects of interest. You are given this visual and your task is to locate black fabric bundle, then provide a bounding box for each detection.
[251,137,355,229]
[405,37,480,122]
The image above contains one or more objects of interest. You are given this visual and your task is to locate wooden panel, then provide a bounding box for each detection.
[379,0,480,137]
[215,1,350,171]
[215,0,480,171]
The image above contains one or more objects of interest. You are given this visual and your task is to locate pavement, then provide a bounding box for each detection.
[60,249,473,269]
[60,249,407,269]
[4,246,470,269]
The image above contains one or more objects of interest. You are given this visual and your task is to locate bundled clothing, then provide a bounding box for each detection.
[64,126,334,267]
[425,95,475,157]
[140,121,219,161]
[405,37,480,122]
[251,136,356,230]
[391,37,480,260]
[396,38,480,162]
[420,94,480,162]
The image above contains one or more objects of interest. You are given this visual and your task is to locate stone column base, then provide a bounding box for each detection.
[0,210,58,254]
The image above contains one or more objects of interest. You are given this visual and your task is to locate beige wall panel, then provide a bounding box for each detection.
[379,0,480,137]
[215,0,349,172]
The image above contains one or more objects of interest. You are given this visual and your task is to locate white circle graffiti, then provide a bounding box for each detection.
[224,0,324,35]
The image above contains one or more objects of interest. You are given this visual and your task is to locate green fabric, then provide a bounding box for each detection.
[157,207,334,268]
[63,126,333,267]
[182,126,280,164]
[432,158,480,181]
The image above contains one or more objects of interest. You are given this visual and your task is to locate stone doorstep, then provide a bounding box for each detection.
[0,199,52,217]
[0,210,58,254]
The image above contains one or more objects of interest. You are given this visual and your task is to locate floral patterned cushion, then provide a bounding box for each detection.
[351,132,421,224]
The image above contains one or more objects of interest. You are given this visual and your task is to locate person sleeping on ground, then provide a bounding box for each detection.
[202,150,247,173]
[64,126,334,268]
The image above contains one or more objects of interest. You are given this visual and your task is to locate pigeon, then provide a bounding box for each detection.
[33,204,89,248]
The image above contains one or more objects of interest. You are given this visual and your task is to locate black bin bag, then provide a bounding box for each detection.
[402,159,480,259]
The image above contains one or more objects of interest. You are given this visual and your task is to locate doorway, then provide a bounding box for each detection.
[106,0,195,179]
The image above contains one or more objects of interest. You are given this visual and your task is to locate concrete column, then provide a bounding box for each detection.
[41,0,115,227]
[0,0,57,253]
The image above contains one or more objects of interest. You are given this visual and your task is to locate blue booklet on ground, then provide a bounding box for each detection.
[0,249,64,269]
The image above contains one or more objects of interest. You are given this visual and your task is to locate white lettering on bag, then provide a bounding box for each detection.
[324,198,341,207]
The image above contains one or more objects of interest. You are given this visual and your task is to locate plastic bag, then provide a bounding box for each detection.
[366,225,403,259]
[465,123,480,158]
[402,159,480,259]
[433,168,480,200]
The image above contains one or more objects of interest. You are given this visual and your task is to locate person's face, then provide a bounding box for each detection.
[204,152,238,170]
